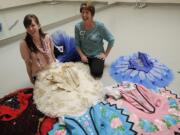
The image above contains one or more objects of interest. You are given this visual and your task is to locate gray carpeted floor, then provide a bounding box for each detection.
[0,2,180,97]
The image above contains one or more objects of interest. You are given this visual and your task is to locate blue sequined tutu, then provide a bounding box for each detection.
[109,52,173,90]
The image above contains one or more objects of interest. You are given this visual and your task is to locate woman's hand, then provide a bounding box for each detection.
[81,54,88,63]
[97,53,106,60]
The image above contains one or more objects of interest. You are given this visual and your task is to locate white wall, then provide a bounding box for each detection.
[0,2,81,41]
[0,0,180,44]
[0,0,41,9]
[54,0,180,4]
[0,1,107,44]
[53,0,180,2]
[0,0,180,10]
[109,0,180,3]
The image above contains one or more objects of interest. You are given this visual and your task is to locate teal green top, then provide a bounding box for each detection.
[75,21,115,57]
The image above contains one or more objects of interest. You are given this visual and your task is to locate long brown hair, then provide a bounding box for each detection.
[23,14,46,52]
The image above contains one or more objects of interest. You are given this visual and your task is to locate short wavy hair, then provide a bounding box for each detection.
[80,2,95,16]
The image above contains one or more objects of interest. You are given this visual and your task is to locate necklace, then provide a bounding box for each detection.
[34,38,47,53]
[33,37,51,67]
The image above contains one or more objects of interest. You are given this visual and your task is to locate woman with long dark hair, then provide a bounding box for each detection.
[20,14,56,84]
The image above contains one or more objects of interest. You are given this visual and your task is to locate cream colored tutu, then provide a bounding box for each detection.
[33,62,104,117]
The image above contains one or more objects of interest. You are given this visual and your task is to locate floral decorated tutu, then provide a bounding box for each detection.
[48,102,137,135]
[107,83,180,135]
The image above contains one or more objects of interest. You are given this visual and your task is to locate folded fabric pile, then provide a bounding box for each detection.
[48,82,180,135]
[1,52,178,135]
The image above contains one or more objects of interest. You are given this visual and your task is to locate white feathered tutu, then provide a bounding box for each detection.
[33,62,103,117]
